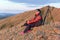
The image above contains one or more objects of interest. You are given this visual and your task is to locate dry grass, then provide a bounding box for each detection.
[0,6,60,40]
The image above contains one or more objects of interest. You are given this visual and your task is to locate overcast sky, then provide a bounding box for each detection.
[0,0,60,14]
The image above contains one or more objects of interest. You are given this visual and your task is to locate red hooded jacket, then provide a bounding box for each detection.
[27,12,42,24]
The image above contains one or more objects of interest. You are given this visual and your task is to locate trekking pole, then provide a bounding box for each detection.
[43,6,50,25]
[42,6,57,34]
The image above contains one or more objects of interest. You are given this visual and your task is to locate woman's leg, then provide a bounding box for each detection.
[23,23,36,33]
[24,25,31,33]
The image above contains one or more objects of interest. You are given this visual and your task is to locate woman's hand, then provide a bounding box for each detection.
[27,21,30,24]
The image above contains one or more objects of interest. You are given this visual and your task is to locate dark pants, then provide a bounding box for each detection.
[23,19,43,33]
[24,23,35,33]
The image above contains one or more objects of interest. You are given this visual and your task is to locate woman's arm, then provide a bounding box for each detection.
[27,16,41,24]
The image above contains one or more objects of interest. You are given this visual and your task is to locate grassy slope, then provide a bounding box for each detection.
[0,6,60,40]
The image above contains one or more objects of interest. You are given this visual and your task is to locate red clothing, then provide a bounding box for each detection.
[27,15,42,24]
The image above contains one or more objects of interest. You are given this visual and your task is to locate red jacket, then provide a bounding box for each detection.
[27,15,42,24]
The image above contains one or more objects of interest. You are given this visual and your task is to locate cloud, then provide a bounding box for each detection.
[0,0,60,14]
[45,3,60,8]
[0,0,41,14]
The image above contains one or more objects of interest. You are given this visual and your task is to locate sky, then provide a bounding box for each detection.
[0,0,60,14]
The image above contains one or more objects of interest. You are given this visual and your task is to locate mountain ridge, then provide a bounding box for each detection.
[0,13,16,19]
[0,6,60,40]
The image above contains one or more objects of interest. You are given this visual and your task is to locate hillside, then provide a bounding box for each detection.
[0,6,60,40]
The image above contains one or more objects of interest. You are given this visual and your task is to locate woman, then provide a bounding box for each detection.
[20,9,43,35]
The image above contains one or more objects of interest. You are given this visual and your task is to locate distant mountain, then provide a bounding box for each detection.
[0,13,16,19]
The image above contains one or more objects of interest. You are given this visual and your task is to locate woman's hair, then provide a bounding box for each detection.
[36,9,41,13]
